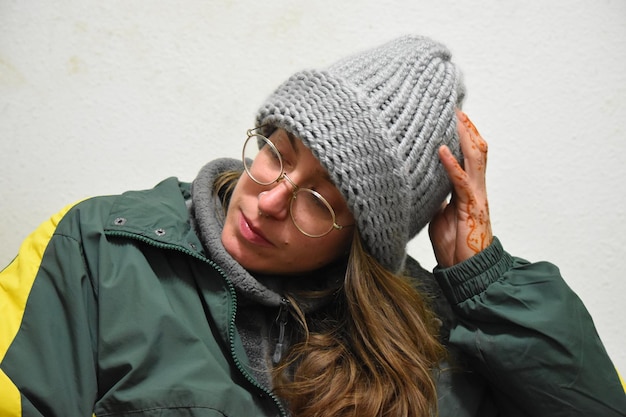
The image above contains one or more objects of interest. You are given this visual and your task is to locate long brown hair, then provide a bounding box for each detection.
[214,171,445,417]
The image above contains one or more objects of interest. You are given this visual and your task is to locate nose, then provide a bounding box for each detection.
[257,180,293,220]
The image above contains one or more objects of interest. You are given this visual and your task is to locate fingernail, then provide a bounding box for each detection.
[458,110,479,136]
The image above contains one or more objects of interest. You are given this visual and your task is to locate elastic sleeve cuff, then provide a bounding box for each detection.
[433,237,515,304]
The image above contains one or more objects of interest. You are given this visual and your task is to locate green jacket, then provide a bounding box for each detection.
[1,177,624,416]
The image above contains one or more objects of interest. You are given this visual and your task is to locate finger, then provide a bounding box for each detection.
[456,110,488,179]
[438,144,464,182]
[438,145,471,201]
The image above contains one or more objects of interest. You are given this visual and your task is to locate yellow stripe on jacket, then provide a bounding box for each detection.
[0,201,82,416]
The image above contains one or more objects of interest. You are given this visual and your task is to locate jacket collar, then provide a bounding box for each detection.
[103,177,206,257]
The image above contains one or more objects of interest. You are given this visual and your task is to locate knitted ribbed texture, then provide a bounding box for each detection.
[256,35,465,273]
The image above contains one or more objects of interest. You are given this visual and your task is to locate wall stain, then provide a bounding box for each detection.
[269,7,303,38]
[0,57,26,87]
[67,56,88,75]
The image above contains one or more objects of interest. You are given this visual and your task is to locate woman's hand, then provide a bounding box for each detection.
[429,110,493,268]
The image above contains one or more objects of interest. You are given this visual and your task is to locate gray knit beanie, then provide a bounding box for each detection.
[255,35,465,273]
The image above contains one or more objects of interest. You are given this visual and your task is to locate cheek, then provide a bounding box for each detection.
[225,175,256,214]
[305,232,352,264]
[220,212,240,259]
[335,235,353,259]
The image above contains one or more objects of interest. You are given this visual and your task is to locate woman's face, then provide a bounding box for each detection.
[222,129,355,275]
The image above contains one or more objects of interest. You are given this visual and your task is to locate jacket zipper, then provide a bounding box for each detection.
[272,298,290,365]
[106,231,288,417]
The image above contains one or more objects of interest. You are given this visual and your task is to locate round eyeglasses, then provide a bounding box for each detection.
[242,127,353,238]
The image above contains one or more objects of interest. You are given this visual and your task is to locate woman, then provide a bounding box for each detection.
[1,35,624,417]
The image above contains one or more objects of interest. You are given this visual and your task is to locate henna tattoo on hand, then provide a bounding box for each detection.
[458,112,492,254]
[464,199,490,254]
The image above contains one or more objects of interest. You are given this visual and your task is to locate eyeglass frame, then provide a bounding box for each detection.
[242,126,354,238]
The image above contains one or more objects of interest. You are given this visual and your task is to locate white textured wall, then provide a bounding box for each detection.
[1,1,624,374]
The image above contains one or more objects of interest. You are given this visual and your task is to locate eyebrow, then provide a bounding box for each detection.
[318,168,333,183]
[285,131,299,154]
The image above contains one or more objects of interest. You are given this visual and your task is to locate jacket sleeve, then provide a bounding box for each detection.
[433,237,626,416]
[0,203,98,416]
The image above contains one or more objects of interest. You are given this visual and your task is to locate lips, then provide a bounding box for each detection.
[239,211,274,247]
